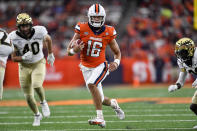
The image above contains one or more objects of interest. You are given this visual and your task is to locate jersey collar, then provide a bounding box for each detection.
[16,28,35,40]
[88,22,105,35]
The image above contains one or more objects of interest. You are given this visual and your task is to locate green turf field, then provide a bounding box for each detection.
[0,85,197,131]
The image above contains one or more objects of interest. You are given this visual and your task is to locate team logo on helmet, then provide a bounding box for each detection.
[175,37,195,61]
[16,13,33,26]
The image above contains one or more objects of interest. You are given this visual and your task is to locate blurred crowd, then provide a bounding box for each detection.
[0,0,123,58]
[121,0,194,82]
[0,0,195,83]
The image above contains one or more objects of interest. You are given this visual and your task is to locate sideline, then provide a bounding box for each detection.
[0,97,191,106]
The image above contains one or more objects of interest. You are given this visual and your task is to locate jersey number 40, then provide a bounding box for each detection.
[23,42,39,55]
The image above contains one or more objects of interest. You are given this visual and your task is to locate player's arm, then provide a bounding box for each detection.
[11,46,32,62]
[0,31,14,56]
[108,39,121,72]
[11,47,23,62]
[67,33,84,56]
[44,34,53,54]
[168,68,187,92]
[44,34,55,66]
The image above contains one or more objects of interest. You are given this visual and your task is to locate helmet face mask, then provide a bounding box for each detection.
[88,4,106,28]
[175,38,195,61]
[16,13,33,36]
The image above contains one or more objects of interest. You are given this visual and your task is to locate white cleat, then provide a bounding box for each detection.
[88,117,106,128]
[32,113,42,126]
[111,99,125,120]
[40,100,50,117]
[193,125,197,129]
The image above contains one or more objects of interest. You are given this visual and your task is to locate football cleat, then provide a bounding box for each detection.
[193,125,197,129]
[88,117,106,128]
[32,113,42,126]
[40,100,50,117]
[111,99,125,120]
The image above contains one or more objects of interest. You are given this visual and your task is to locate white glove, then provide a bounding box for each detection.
[192,79,197,88]
[22,51,33,60]
[47,53,55,67]
[168,85,178,92]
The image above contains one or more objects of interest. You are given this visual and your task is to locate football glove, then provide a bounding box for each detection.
[22,51,33,60]
[168,85,178,92]
[47,53,55,67]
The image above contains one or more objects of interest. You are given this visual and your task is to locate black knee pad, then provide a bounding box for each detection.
[190,104,197,115]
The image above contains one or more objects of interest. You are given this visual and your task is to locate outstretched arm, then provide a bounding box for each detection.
[168,69,187,92]
[108,39,121,72]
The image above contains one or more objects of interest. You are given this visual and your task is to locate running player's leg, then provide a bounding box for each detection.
[84,62,108,127]
[32,59,46,102]
[19,64,40,115]
[99,84,125,120]
[0,66,5,100]
[191,90,197,129]
[32,59,50,117]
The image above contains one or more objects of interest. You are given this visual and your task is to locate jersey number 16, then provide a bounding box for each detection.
[87,40,102,57]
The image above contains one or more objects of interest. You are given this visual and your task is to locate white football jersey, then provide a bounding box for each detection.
[9,26,48,63]
[0,29,13,65]
[177,48,197,74]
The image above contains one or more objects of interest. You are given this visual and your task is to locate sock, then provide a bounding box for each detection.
[35,111,40,116]
[110,99,117,109]
[40,100,46,104]
[96,110,103,119]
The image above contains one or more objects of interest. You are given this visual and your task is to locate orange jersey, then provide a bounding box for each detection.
[75,22,117,68]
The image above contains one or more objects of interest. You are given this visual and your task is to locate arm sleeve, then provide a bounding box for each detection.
[176,59,187,87]
[0,45,13,56]
[176,71,187,87]
[41,26,48,37]
[111,27,117,40]
[74,23,80,34]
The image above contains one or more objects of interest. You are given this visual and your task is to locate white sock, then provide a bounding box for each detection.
[35,112,40,116]
[110,99,117,109]
[41,100,46,104]
[96,110,103,119]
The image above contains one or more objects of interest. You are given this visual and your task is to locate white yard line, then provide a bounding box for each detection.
[20,128,194,131]
[0,105,188,110]
[0,114,194,119]
[0,120,196,125]
[0,112,8,114]
[0,109,190,114]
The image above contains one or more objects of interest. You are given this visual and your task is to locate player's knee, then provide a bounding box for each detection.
[24,94,34,102]
[190,104,197,115]
[32,82,42,88]
[88,83,96,89]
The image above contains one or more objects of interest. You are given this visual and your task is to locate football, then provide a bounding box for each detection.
[71,39,82,48]
[76,39,82,45]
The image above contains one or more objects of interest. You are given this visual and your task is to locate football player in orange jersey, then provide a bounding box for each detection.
[67,4,125,128]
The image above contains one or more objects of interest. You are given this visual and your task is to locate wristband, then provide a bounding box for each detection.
[114,59,120,66]
[69,48,76,55]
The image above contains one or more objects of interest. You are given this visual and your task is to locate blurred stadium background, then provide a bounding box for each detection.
[0,0,194,87]
[1,0,197,130]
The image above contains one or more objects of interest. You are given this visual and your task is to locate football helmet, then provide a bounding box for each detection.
[16,13,33,36]
[88,4,106,28]
[175,37,195,61]
[16,13,33,26]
